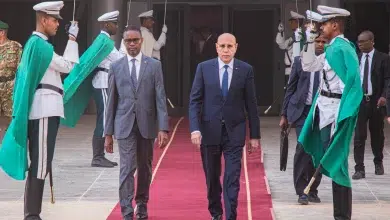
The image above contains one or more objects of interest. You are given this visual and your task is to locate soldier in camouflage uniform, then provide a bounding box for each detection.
[0,20,22,138]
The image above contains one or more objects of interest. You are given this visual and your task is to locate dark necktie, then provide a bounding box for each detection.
[312,71,320,102]
[222,65,229,98]
[363,54,369,94]
[130,58,137,89]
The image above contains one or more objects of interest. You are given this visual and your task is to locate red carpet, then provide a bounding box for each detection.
[106,118,273,220]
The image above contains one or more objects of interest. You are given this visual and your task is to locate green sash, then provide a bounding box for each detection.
[60,33,114,127]
[0,35,53,180]
[298,37,362,188]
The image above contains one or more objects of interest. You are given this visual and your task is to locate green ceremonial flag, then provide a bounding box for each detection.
[298,37,363,188]
[0,35,53,180]
[60,33,114,127]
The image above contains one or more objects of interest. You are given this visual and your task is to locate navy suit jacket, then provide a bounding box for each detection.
[282,56,319,125]
[189,58,260,146]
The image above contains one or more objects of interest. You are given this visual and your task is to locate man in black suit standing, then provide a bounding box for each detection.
[352,30,390,180]
[280,34,327,205]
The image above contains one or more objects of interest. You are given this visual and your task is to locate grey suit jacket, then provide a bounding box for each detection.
[105,54,169,139]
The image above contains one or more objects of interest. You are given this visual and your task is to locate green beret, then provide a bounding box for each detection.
[0,20,9,30]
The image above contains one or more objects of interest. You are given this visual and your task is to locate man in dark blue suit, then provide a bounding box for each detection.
[280,34,328,205]
[189,33,261,220]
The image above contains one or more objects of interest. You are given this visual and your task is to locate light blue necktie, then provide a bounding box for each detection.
[222,65,229,98]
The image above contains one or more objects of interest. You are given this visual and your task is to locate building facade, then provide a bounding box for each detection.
[0,0,389,116]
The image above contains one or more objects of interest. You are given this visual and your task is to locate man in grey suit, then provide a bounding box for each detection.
[280,34,327,205]
[104,25,169,220]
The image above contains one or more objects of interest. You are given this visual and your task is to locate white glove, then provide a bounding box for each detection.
[305,23,318,42]
[162,24,167,33]
[278,23,284,32]
[68,22,79,39]
[294,28,302,41]
[305,29,318,43]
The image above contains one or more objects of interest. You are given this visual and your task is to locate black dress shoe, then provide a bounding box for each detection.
[298,194,309,205]
[352,171,365,180]
[136,204,148,219]
[375,163,384,175]
[308,193,321,203]
[211,215,222,220]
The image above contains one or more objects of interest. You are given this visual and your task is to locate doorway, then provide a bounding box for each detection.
[229,8,276,107]
[153,3,282,116]
[189,6,223,84]
[228,6,281,112]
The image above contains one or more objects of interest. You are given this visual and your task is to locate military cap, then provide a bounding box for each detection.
[97,10,119,22]
[0,20,8,30]
[317,5,350,22]
[33,1,64,20]
[138,10,154,19]
[289,11,305,20]
[305,10,324,23]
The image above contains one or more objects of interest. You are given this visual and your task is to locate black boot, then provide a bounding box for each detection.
[24,174,44,220]
[332,181,352,220]
[91,136,117,167]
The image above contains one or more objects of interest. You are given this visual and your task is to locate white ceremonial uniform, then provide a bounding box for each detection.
[24,2,81,219]
[302,35,347,132]
[276,11,306,76]
[140,26,166,60]
[92,31,125,89]
[275,33,294,76]
[29,31,79,120]
[138,10,167,60]
[90,10,121,167]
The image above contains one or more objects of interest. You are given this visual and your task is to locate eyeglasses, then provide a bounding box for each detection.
[124,38,141,44]
[217,43,236,50]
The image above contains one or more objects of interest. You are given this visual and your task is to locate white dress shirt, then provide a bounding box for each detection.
[360,49,374,95]
[301,34,346,131]
[305,71,316,105]
[218,57,234,89]
[29,31,79,120]
[127,52,143,80]
[92,31,126,89]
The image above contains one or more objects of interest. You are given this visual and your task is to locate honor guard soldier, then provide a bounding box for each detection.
[0,20,22,138]
[0,1,80,220]
[138,10,167,60]
[299,6,362,220]
[91,10,125,168]
[276,11,305,83]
